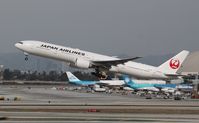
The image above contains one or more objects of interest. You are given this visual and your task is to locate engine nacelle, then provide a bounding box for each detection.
[70,58,91,69]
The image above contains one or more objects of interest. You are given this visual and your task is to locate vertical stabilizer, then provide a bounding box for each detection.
[157,50,189,74]
[66,72,80,82]
[123,76,135,85]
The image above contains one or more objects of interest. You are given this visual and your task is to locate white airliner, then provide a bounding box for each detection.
[15,40,189,80]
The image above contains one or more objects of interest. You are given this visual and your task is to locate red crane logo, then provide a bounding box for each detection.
[169,59,180,69]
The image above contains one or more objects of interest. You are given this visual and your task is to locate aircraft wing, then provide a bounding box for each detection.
[92,57,141,68]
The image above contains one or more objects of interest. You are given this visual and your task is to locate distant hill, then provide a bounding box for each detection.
[0,52,173,72]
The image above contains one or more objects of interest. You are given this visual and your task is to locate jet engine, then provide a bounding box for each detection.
[70,58,91,69]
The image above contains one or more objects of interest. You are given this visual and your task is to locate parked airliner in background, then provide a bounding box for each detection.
[66,71,124,86]
[123,76,178,92]
[66,72,106,92]
[66,72,96,86]
[123,76,159,92]
[66,71,168,91]
[15,40,189,80]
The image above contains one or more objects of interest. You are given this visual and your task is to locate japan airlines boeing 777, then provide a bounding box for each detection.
[15,40,189,80]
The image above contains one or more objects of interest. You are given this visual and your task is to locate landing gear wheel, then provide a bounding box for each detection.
[25,56,28,61]
[92,69,108,80]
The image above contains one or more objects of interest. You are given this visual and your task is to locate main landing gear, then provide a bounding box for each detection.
[91,68,108,80]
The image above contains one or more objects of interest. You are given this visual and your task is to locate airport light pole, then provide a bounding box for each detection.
[0,65,4,80]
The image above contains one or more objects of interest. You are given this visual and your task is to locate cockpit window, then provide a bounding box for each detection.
[18,42,23,44]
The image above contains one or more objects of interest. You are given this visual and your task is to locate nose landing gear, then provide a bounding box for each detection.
[25,55,29,61]
[24,52,29,61]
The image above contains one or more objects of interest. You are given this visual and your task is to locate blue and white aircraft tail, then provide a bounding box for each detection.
[66,72,81,82]
[66,72,96,86]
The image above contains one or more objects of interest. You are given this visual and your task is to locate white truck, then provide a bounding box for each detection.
[93,85,106,92]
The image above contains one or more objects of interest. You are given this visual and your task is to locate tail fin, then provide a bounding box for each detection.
[157,50,189,74]
[66,72,80,82]
[123,75,135,85]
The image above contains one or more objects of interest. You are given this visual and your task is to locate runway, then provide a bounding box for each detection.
[1,112,199,123]
[0,85,199,122]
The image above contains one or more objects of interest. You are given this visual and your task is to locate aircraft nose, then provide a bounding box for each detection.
[15,43,19,48]
[15,43,20,49]
[15,42,24,49]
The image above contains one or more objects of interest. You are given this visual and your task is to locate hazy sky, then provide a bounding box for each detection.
[0,0,199,56]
